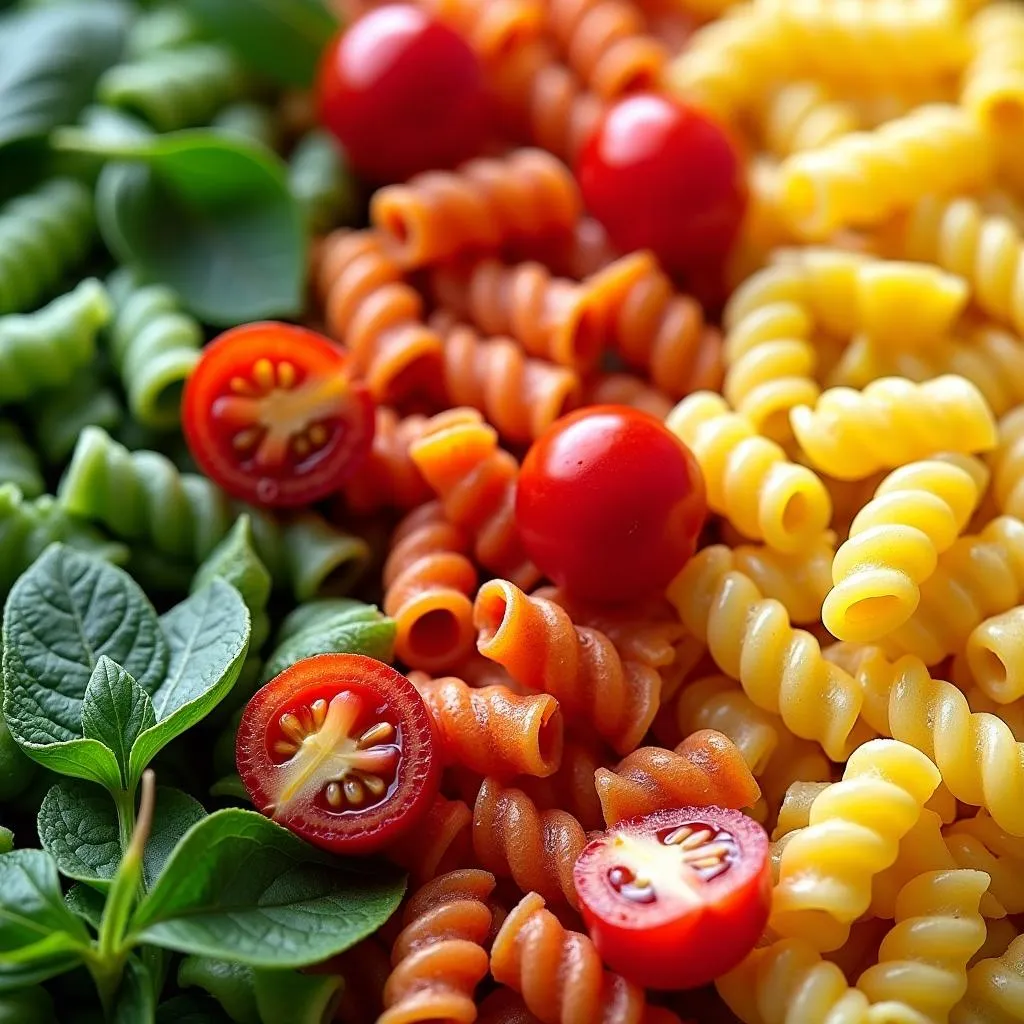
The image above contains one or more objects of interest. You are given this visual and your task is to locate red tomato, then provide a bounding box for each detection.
[577,93,747,280]
[573,806,771,990]
[316,4,489,182]
[182,322,375,508]
[237,654,440,854]
[516,406,706,605]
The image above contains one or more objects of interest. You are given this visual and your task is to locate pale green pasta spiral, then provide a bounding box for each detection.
[0,179,95,315]
[105,268,203,428]
[289,130,356,234]
[0,423,43,498]
[0,279,112,403]
[29,373,123,466]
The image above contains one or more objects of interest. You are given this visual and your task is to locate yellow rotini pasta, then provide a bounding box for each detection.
[991,407,1024,519]
[951,932,1024,1024]
[944,812,1024,917]
[755,81,861,158]
[962,606,1024,704]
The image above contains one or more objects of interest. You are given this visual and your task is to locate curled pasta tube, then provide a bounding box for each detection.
[951,933,1024,1024]
[964,608,1024,705]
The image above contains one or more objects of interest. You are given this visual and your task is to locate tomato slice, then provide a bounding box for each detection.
[183,322,376,507]
[236,654,440,854]
[573,806,770,990]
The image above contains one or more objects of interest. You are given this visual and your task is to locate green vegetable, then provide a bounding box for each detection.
[0,707,37,801]
[0,984,55,1023]
[0,827,12,855]
[0,422,44,498]
[178,957,258,1024]
[156,994,233,1023]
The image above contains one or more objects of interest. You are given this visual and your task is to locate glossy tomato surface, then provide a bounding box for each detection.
[516,406,706,604]
[577,93,747,280]
[574,806,771,990]
[182,322,375,508]
[237,654,440,854]
[316,4,489,183]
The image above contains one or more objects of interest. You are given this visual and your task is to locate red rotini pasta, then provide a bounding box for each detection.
[387,793,473,886]
[419,0,546,64]
[581,372,674,419]
[516,733,610,832]
[477,988,543,1024]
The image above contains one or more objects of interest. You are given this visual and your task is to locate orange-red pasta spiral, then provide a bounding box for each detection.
[472,777,587,908]
[370,149,581,269]
[517,734,610,832]
[380,868,496,1024]
[411,673,565,779]
[477,988,543,1024]
[430,311,582,442]
[582,373,674,419]
[474,579,662,754]
[387,793,473,886]
[318,937,391,1024]
[409,409,540,589]
[420,0,546,64]
[383,502,478,673]
[314,230,443,402]
[593,727,762,826]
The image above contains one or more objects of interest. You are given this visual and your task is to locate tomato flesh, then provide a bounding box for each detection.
[182,322,375,508]
[573,806,770,990]
[316,5,489,183]
[516,406,707,605]
[577,93,747,281]
[237,654,439,854]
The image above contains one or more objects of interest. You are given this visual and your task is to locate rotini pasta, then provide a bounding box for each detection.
[945,811,1024,917]
[477,988,543,1024]
[756,81,861,158]
[961,3,1024,143]
[951,933,1024,1024]
[581,373,673,419]
[28,373,123,466]
[516,735,609,833]
[419,0,545,64]
[963,607,1024,704]
[0,423,43,499]
[387,793,473,887]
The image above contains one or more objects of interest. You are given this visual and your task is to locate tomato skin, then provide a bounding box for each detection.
[316,5,489,183]
[516,406,707,605]
[182,322,376,508]
[577,94,747,280]
[573,807,771,990]
[236,654,440,855]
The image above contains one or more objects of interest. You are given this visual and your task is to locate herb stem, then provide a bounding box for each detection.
[113,785,137,854]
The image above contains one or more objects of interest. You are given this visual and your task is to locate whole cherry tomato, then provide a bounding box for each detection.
[182,322,375,508]
[237,654,440,855]
[577,93,747,280]
[573,806,771,990]
[516,406,707,605]
[316,4,489,183]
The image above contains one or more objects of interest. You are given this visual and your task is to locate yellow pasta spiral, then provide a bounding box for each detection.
[770,739,941,951]
[945,812,1024,917]
[790,376,998,481]
[963,607,1024,704]
[962,2,1024,137]
[667,392,832,552]
[991,408,1024,519]
[757,81,861,158]
[951,933,1024,1024]
[856,869,989,1023]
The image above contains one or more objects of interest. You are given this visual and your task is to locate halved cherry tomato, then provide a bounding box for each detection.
[236,653,440,854]
[182,322,375,507]
[573,806,770,990]
[516,406,707,605]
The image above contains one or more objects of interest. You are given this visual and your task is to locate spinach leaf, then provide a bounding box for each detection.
[81,659,155,788]
[181,0,338,87]
[129,809,405,966]
[64,885,106,930]
[38,781,206,890]
[128,580,249,787]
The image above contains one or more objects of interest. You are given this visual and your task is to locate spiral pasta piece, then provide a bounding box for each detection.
[517,736,609,833]
[105,268,202,429]
[419,0,545,64]
[383,503,478,672]
[951,933,1024,1024]
[945,812,1024,917]
[0,279,112,403]
[472,778,585,908]
[582,373,673,419]
[411,674,563,779]
[370,149,581,269]
[0,179,95,316]
[327,937,391,1024]
[991,408,1024,520]
[790,376,998,481]
[668,546,869,759]
[856,869,989,1022]
[430,313,581,443]
[667,392,832,552]
[388,794,473,886]
[475,579,661,754]
[477,988,543,1024]
[314,230,443,403]
[778,105,993,239]
[961,3,1024,138]
[963,608,1024,704]
[757,81,861,157]
[380,868,496,1024]
[770,739,942,951]
[0,424,43,499]
[594,728,761,826]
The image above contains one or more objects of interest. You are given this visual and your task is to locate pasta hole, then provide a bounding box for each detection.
[843,595,905,628]
[474,585,511,645]
[380,208,411,247]
[407,608,465,662]
[780,491,814,535]
[972,646,1008,690]
[535,704,564,771]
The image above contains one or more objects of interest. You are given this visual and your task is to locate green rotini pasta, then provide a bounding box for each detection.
[0,179,95,316]
[0,279,112,403]
[288,130,356,234]
[105,267,203,428]
[0,423,44,498]
[29,373,123,466]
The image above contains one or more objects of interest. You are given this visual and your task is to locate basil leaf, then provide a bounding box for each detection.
[0,2,130,152]
[2,545,168,749]
[64,885,106,930]
[38,780,206,890]
[81,658,155,787]
[182,0,338,87]
[112,956,155,1024]
[178,956,258,1024]
[253,967,344,1023]
[128,580,249,786]
[129,809,405,966]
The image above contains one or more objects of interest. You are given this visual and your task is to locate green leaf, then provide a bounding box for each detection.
[254,967,344,1024]
[2,545,168,749]
[112,956,155,1024]
[38,781,206,891]
[181,0,338,87]
[261,600,395,681]
[156,994,232,1024]
[65,885,106,930]
[0,2,131,153]
[0,829,10,855]
[127,580,249,787]
[178,956,258,1024]
[81,658,155,787]
[129,809,405,967]
[0,984,55,1024]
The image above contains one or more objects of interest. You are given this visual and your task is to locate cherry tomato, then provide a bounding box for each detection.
[316,4,489,183]
[573,806,771,990]
[516,406,707,605]
[237,654,440,854]
[182,322,375,508]
[577,93,747,279]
